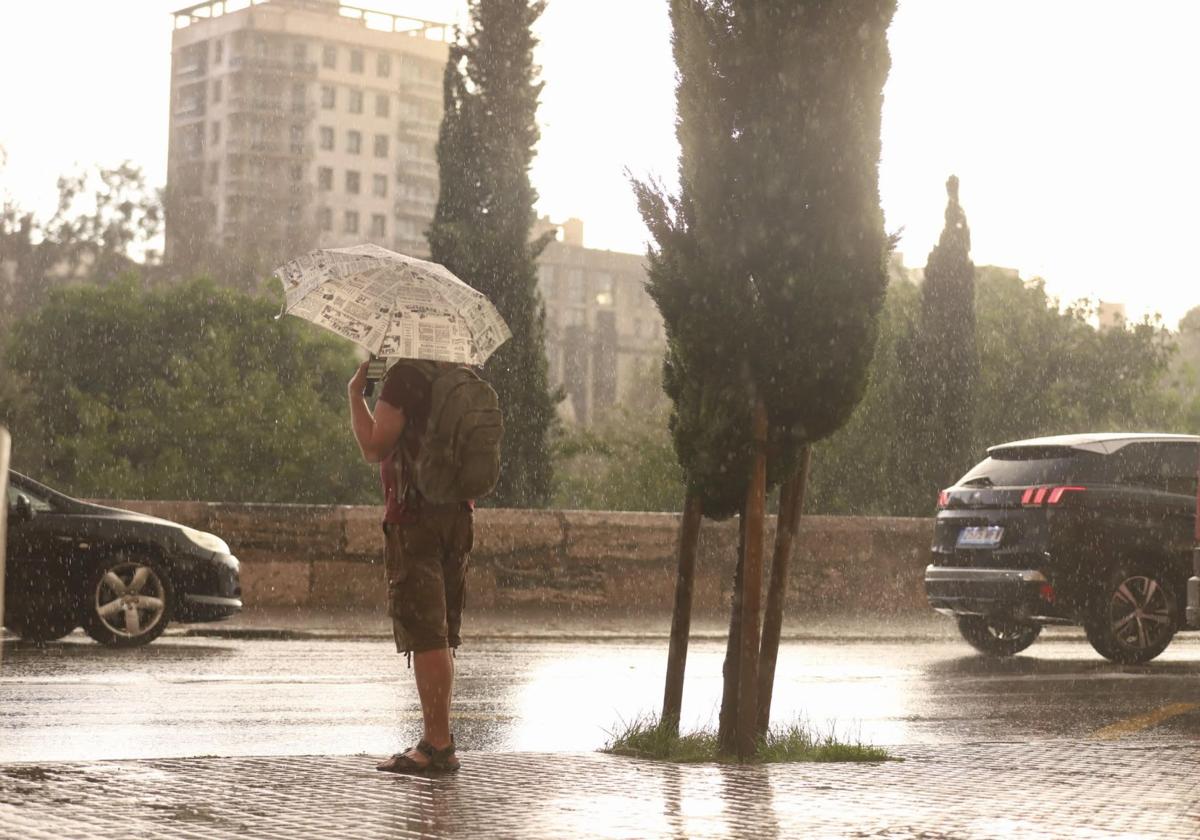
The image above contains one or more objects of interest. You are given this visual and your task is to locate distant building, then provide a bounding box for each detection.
[165,0,449,268]
[535,218,664,425]
[1098,301,1127,332]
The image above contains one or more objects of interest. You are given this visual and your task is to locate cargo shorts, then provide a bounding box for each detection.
[384,503,473,655]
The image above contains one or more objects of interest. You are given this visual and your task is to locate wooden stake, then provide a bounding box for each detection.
[756,446,812,737]
[735,396,768,760]
[717,506,746,754]
[662,490,703,732]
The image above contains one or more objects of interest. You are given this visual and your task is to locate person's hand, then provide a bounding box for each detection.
[348,361,370,397]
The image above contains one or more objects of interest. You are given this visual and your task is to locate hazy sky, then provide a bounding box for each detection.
[1,1,1197,328]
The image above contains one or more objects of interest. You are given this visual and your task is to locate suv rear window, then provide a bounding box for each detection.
[959,446,1106,487]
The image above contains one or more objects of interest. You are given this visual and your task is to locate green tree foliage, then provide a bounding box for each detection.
[900,176,978,502]
[428,0,557,508]
[2,278,374,504]
[634,0,896,518]
[552,364,685,512]
[1,162,162,325]
[809,270,1179,516]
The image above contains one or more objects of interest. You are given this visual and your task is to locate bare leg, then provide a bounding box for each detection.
[381,647,454,769]
[414,647,454,749]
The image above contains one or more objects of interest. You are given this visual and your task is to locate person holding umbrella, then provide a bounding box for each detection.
[276,244,509,774]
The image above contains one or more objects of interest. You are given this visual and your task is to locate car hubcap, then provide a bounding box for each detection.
[1109,575,1171,651]
[95,562,166,638]
[987,619,1030,641]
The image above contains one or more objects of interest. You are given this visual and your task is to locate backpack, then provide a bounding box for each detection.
[401,361,503,504]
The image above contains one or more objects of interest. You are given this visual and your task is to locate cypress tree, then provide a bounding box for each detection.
[428,0,556,508]
[637,0,895,755]
[910,176,977,500]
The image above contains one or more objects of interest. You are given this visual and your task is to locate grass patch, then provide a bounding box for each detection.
[601,714,891,764]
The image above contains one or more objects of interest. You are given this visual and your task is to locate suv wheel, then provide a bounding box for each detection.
[956,615,1041,656]
[82,554,173,648]
[1085,568,1176,664]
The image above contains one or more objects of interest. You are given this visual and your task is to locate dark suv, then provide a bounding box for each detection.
[925,433,1199,663]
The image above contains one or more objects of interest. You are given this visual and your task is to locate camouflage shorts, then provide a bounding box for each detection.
[383,505,473,655]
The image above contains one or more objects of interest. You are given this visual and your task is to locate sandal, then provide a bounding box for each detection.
[377,736,461,774]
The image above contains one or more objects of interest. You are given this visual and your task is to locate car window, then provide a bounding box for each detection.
[959,447,1106,487]
[1107,442,1200,496]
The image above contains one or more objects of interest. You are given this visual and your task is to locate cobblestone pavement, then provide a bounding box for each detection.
[2,741,1198,839]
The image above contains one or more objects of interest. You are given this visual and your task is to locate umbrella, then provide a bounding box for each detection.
[273,243,511,366]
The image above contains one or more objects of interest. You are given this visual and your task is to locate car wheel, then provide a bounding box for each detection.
[1085,568,1176,664]
[956,615,1042,656]
[82,553,173,648]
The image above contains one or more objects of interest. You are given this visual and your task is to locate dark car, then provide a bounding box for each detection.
[925,433,1199,664]
[4,471,242,646]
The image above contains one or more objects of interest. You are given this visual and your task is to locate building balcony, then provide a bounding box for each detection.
[394,196,437,218]
[226,137,314,158]
[227,95,317,119]
[397,121,439,142]
[229,55,319,77]
[173,100,207,119]
[395,159,438,181]
[174,60,207,78]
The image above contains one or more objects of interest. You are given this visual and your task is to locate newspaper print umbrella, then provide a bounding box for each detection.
[274,243,511,366]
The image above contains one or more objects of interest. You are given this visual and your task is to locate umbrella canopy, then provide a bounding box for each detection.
[274,243,511,366]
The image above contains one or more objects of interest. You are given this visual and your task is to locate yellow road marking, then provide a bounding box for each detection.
[1091,702,1199,741]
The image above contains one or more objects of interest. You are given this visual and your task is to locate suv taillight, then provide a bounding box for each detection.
[937,490,951,509]
[1022,485,1086,507]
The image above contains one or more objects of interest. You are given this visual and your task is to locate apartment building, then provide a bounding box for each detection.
[166,0,448,267]
[536,218,665,425]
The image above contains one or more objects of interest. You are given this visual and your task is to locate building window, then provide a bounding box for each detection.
[349,89,363,114]
[594,272,615,306]
[289,124,305,153]
[320,85,336,109]
[292,42,307,65]
[370,213,386,238]
[376,53,391,77]
[210,120,221,144]
[214,38,224,64]
[289,164,303,182]
[347,131,361,154]
[350,49,364,73]
[345,170,361,194]
[319,126,334,150]
[322,44,336,69]
[375,93,390,118]
[291,82,306,112]
[372,174,388,198]
[373,134,389,158]
[344,210,359,234]
[211,78,222,103]
[208,160,220,185]
[318,207,332,231]
[318,167,333,191]
[566,269,586,305]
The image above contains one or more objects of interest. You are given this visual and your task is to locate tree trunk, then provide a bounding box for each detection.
[756,446,812,737]
[662,490,703,732]
[717,502,747,753]
[735,396,769,760]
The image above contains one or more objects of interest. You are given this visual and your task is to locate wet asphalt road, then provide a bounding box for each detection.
[1,631,1198,763]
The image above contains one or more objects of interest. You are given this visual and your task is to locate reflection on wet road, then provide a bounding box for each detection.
[0,633,1197,762]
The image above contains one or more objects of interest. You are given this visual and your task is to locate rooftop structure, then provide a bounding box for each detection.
[535,218,665,425]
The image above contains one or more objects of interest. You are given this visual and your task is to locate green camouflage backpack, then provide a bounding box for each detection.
[405,361,504,504]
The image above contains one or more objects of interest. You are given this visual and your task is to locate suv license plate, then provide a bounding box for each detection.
[956,525,1004,549]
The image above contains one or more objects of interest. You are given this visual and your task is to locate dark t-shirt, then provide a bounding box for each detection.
[378,362,432,524]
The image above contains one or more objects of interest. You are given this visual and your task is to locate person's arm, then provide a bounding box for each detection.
[348,362,407,463]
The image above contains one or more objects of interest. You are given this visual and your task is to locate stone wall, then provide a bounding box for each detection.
[103,501,934,616]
